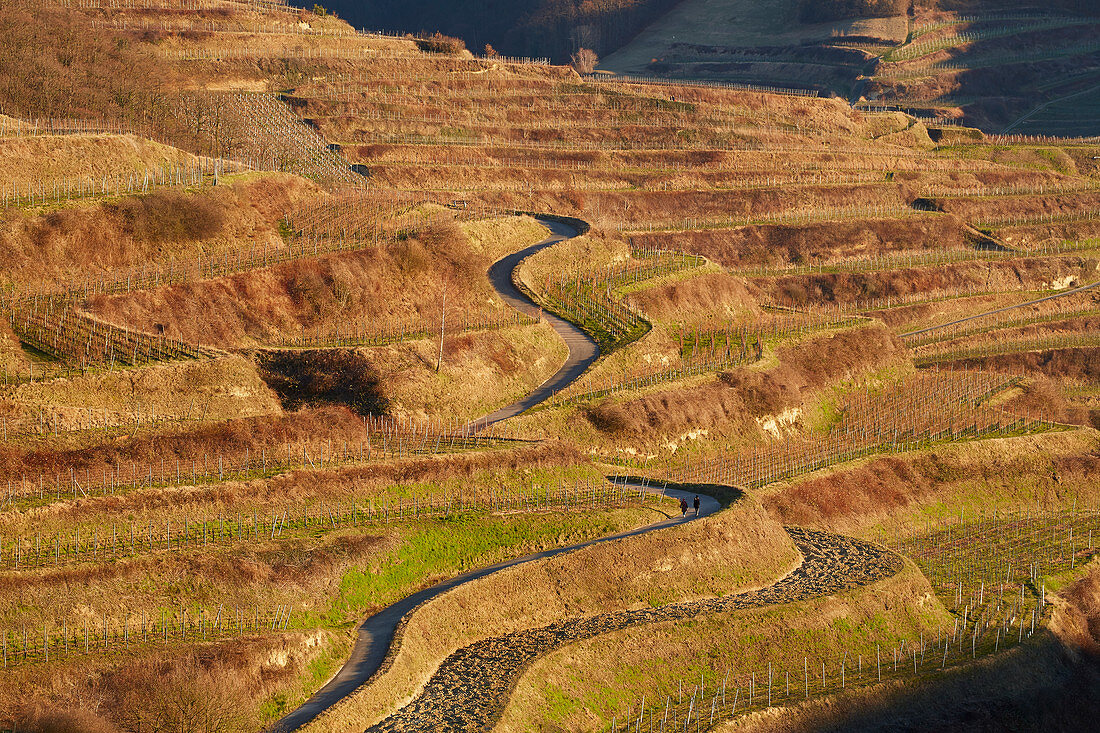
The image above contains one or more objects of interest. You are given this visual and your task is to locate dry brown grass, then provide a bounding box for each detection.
[943,346,1100,381]
[0,402,361,481]
[0,173,316,290]
[1000,377,1099,429]
[84,216,546,348]
[502,559,943,733]
[935,191,1100,223]
[1,631,338,733]
[0,134,201,192]
[304,493,796,733]
[583,323,905,440]
[625,271,763,326]
[761,430,1100,536]
[630,216,969,269]
[461,184,905,228]
[16,441,588,529]
[760,254,1098,306]
[347,321,566,421]
[2,353,281,431]
[867,291,1033,330]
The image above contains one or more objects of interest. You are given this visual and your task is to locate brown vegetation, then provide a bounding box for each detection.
[0,174,314,290]
[0,134,201,192]
[944,347,1100,381]
[630,216,970,269]
[0,405,361,480]
[570,48,598,75]
[763,432,1100,534]
[255,349,388,415]
[7,441,589,532]
[0,2,171,122]
[413,32,467,55]
[625,272,762,325]
[83,217,536,348]
[761,255,1098,306]
[585,324,904,438]
[2,633,335,733]
[999,377,1099,429]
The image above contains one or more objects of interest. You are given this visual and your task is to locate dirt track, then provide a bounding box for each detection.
[366,527,901,732]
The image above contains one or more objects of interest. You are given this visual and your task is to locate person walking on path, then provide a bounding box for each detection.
[679,497,688,518]
[693,495,701,516]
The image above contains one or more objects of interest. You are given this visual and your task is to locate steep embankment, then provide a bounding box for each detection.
[306,493,797,731]
[581,323,905,443]
[0,173,314,290]
[717,560,1100,732]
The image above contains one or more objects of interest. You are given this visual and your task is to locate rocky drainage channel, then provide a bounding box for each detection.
[366,527,902,732]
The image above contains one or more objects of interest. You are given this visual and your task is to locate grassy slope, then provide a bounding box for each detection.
[715,559,1100,732]
[761,429,1100,538]
[0,172,316,291]
[304,493,794,731]
[1,504,664,731]
[0,134,203,191]
[501,560,946,732]
[84,215,547,347]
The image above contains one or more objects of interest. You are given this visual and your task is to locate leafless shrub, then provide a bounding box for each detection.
[571,48,598,75]
[414,33,466,55]
[585,400,631,433]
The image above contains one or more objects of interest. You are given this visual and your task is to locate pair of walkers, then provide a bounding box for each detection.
[679,495,700,518]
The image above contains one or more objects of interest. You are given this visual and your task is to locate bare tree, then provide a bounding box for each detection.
[570,48,598,75]
[569,24,598,52]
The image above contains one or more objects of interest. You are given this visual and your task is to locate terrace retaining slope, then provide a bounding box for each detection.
[366,527,900,732]
[273,215,902,733]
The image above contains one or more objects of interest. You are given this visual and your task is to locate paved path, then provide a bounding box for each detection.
[474,219,599,427]
[365,527,901,732]
[274,219,611,732]
[272,218,900,733]
[271,483,718,732]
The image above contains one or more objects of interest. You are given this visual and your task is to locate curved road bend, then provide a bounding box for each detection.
[367,527,900,733]
[475,219,599,427]
[272,484,719,732]
[274,216,623,732]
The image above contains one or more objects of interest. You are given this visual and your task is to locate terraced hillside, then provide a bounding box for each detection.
[1,1,1099,732]
[598,0,1100,136]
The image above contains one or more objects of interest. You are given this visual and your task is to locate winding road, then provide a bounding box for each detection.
[476,219,599,427]
[365,527,900,733]
[273,483,719,732]
[273,217,902,732]
[274,217,604,732]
